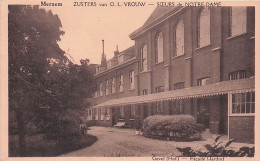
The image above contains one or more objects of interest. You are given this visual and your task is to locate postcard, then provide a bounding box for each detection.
[0,0,259,161]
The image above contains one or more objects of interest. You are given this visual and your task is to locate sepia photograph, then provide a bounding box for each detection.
[0,0,259,160]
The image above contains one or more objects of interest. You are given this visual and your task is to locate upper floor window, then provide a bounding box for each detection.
[155,86,164,93]
[232,92,255,114]
[197,77,210,86]
[155,32,163,64]
[105,80,109,95]
[198,7,210,47]
[140,45,148,71]
[111,77,115,94]
[143,89,148,95]
[229,70,246,80]
[175,20,185,56]
[174,82,185,90]
[99,82,103,96]
[230,7,247,36]
[129,71,135,89]
[118,75,124,92]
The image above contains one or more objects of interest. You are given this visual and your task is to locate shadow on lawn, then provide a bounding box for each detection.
[9,133,97,157]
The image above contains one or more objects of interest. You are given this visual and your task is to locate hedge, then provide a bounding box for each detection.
[143,115,205,141]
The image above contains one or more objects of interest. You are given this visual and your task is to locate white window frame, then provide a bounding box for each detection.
[231,7,247,37]
[99,82,103,96]
[111,77,115,94]
[119,75,124,92]
[175,20,185,56]
[129,71,135,89]
[198,7,211,47]
[197,77,210,86]
[230,92,255,116]
[140,45,148,71]
[155,32,163,64]
[105,80,109,95]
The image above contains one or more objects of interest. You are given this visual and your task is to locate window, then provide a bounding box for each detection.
[175,20,185,56]
[100,108,105,120]
[174,100,185,114]
[155,32,163,63]
[105,80,109,95]
[155,86,164,93]
[174,82,185,90]
[118,55,124,64]
[118,75,123,92]
[143,89,148,95]
[130,105,135,118]
[231,7,247,36]
[129,71,135,89]
[156,101,164,114]
[120,106,125,119]
[197,77,210,86]
[232,92,255,114]
[140,45,148,71]
[198,7,210,47]
[94,109,98,120]
[99,82,103,96]
[111,77,115,94]
[229,70,246,80]
[105,108,110,120]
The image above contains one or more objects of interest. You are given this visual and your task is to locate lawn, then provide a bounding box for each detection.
[9,133,97,157]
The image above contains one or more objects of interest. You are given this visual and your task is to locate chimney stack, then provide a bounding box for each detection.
[101,39,107,66]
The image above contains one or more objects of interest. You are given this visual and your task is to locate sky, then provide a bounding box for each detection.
[42,4,156,64]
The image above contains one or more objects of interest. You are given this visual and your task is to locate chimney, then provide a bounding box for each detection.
[114,45,120,58]
[101,39,107,66]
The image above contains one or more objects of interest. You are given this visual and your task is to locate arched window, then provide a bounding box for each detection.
[231,7,247,36]
[155,32,163,63]
[140,44,147,71]
[175,20,184,56]
[198,7,210,47]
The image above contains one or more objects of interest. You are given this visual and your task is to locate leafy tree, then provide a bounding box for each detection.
[8,5,96,156]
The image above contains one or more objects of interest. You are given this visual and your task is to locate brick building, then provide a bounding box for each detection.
[88,6,255,143]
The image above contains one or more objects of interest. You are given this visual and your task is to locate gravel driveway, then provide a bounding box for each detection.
[60,126,254,157]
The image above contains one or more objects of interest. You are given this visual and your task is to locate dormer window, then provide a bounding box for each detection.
[107,61,112,69]
[118,55,124,64]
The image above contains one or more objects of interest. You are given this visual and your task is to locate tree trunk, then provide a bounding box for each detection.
[15,110,26,157]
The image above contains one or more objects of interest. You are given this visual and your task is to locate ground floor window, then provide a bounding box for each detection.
[152,101,164,115]
[130,105,135,118]
[120,106,125,119]
[105,108,110,120]
[232,92,255,114]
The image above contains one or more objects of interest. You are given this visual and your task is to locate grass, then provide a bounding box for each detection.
[9,133,97,157]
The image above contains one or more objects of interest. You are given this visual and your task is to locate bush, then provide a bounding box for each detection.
[143,115,204,141]
[177,135,255,157]
[44,109,83,146]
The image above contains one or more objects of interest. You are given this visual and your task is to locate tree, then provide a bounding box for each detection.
[8,6,95,156]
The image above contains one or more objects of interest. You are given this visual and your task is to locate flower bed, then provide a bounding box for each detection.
[143,115,205,141]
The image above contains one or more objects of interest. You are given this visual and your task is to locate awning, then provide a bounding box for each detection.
[93,77,255,108]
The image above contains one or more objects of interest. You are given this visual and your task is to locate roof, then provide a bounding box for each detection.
[129,6,183,39]
[93,77,255,108]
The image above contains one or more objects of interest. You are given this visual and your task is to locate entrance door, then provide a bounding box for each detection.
[143,103,148,119]
[197,98,210,128]
[111,108,118,125]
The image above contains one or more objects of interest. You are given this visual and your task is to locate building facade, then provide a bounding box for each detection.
[88,6,255,143]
